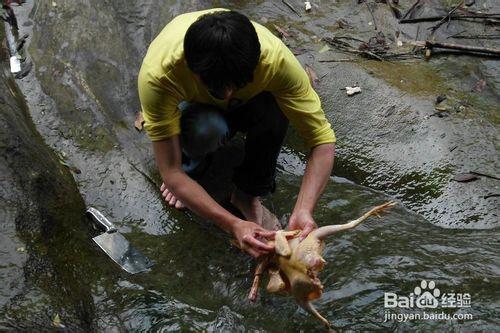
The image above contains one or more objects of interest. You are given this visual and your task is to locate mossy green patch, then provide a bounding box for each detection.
[362,61,449,96]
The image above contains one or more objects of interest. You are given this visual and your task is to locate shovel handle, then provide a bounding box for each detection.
[86,207,117,233]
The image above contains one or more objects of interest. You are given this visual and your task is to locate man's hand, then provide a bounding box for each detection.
[288,210,317,241]
[232,221,275,258]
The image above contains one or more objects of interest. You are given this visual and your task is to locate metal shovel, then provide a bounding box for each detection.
[86,207,154,274]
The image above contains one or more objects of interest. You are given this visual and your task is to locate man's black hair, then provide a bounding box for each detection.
[184,11,261,97]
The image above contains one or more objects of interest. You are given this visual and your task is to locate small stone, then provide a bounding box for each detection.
[436,95,447,104]
[345,86,361,96]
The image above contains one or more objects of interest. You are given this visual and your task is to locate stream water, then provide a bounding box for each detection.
[111,165,499,331]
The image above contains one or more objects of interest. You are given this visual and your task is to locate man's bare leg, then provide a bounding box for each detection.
[230,187,263,225]
[230,188,280,230]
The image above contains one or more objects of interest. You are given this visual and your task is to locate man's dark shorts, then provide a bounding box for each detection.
[179,92,289,197]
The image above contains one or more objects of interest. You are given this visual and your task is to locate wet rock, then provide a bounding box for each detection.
[0,25,96,330]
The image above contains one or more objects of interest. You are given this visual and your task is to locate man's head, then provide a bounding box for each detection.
[184,10,261,99]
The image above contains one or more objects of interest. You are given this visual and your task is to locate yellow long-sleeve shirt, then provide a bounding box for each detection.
[138,8,335,148]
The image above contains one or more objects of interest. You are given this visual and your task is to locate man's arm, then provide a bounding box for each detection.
[153,136,275,257]
[288,143,335,239]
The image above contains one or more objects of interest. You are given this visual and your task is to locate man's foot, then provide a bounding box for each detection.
[160,183,185,209]
[230,188,280,230]
[230,188,263,225]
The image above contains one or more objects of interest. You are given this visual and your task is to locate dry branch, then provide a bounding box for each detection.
[429,1,464,34]
[400,13,500,23]
[400,0,421,21]
[414,40,500,57]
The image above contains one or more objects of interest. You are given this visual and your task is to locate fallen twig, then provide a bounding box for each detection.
[319,58,360,62]
[470,171,500,181]
[282,0,302,18]
[400,13,500,24]
[449,34,500,39]
[365,1,378,30]
[323,36,418,61]
[400,0,421,21]
[429,1,464,34]
[305,64,319,88]
[420,40,500,57]
[387,1,402,19]
[273,24,291,39]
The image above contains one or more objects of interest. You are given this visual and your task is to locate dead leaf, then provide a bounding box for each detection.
[434,105,449,112]
[452,173,479,182]
[273,24,291,39]
[318,45,330,54]
[134,112,145,132]
[472,79,486,93]
[290,47,307,55]
[335,19,351,29]
[305,65,319,88]
[52,314,65,328]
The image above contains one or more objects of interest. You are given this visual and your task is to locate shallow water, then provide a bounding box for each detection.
[115,161,498,331]
[5,150,498,331]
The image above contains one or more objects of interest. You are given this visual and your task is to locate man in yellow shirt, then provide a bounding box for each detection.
[138,9,335,258]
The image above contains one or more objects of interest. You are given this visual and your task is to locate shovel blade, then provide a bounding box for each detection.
[93,232,153,274]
